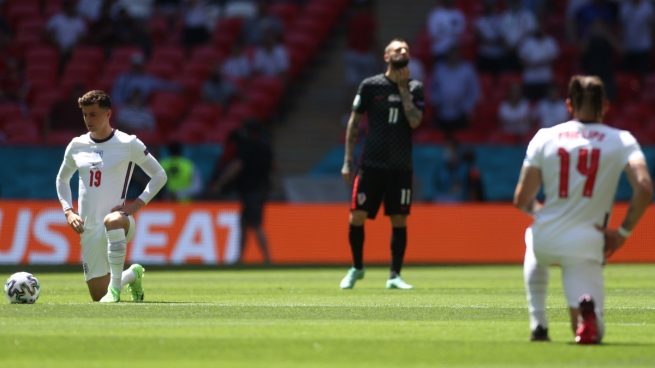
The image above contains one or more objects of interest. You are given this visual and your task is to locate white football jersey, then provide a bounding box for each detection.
[523,120,645,261]
[56,130,151,229]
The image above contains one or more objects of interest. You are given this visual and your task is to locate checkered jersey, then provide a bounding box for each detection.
[353,74,424,171]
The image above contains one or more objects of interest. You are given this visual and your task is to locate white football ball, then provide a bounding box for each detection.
[4,272,40,304]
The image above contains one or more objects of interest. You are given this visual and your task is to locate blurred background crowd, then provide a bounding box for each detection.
[0,0,653,203]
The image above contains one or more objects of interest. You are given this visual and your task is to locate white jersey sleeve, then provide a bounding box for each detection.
[620,130,645,164]
[129,137,167,204]
[523,128,548,169]
[55,141,77,212]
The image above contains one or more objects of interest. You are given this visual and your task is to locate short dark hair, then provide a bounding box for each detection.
[568,75,605,116]
[385,38,409,53]
[78,90,112,109]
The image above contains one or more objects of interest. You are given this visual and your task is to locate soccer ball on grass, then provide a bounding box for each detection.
[4,272,40,304]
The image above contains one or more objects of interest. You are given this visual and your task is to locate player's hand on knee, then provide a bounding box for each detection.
[65,211,84,234]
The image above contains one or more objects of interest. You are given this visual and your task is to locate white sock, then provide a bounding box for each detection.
[121,267,136,287]
[525,261,549,330]
[106,229,127,290]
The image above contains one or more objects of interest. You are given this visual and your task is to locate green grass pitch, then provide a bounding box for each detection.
[1,265,654,368]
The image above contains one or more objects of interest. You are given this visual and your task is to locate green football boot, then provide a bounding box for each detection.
[99,286,121,303]
[126,264,145,302]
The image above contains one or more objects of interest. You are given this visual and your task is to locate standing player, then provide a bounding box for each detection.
[514,75,652,343]
[339,38,424,289]
[55,90,167,303]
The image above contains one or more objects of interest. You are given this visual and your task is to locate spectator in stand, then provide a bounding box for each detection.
[77,0,105,22]
[114,89,156,133]
[521,0,546,16]
[201,64,240,107]
[111,52,181,106]
[45,0,87,63]
[429,46,480,137]
[619,0,654,77]
[426,0,466,62]
[111,5,153,55]
[160,141,204,202]
[344,0,379,94]
[475,0,507,76]
[222,40,253,82]
[155,0,182,15]
[252,32,289,79]
[580,19,620,101]
[565,0,592,41]
[84,0,115,51]
[433,137,484,203]
[498,0,537,72]
[243,0,284,46]
[498,82,533,137]
[0,60,27,104]
[112,0,154,21]
[408,58,426,84]
[534,83,569,128]
[45,85,87,137]
[518,21,559,101]
[571,0,616,42]
[181,0,213,49]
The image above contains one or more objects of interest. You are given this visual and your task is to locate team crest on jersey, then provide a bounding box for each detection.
[357,193,366,205]
[388,94,401,102]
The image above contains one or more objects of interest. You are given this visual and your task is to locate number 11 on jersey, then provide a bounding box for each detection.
[388,107,399,124]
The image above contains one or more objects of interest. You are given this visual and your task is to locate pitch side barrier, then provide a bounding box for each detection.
[0,201,652,265]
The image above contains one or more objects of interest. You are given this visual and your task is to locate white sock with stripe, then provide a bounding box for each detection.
[106,229,127,290]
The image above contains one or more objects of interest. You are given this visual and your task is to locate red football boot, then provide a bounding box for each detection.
[575,294,599,344]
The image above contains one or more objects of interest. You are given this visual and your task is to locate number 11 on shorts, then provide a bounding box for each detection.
[401,188,411,205]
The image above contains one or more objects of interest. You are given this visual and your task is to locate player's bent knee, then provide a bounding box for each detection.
[103,211,127,230]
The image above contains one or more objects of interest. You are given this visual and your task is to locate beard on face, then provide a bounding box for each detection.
[390,58,409,69]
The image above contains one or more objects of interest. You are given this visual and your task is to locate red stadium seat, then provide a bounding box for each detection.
[146,62,176,79]
[6,1,40,28]
[25,46,59,67]
[151,46,186,68]
[108,46,143,66]
[70,46,105,67]
[150,92,189,130]
[187,103,223,124]
[174,118,209,143]
[182,60,213,80]
[267,3,301,30]
[2,118,41,145]
[189,45,225,65]
[225,101,257,121]
[0,102,23,128]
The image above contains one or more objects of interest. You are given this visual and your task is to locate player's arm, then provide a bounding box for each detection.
[601,158,653,258]
[342,111,363,184]
[56,145,84,233]
[122,154,167,215]
[513,165,543,215]
[398,83,422,129]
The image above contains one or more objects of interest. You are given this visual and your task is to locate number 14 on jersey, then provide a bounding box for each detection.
[558,147,600,198]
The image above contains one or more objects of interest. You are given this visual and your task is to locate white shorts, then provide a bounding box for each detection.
[80,215,135,281]
[525,228,605,309]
